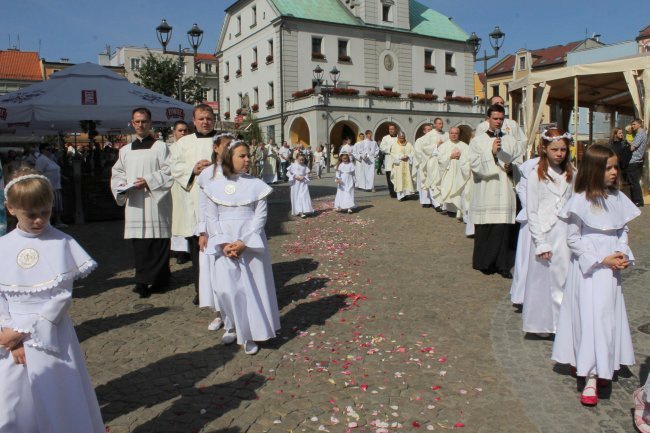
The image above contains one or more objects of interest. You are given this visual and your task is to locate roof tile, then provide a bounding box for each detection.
[0,50,42,81]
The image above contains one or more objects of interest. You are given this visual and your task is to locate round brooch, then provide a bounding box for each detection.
[224,184,236,195]
[17,248,39,269]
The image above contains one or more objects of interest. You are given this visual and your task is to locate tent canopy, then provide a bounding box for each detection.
[509,54,650,150]
[0,62,194,135]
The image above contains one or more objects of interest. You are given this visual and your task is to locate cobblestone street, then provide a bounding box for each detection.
[66,172,650,433]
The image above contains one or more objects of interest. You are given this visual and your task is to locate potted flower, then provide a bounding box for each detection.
[424,64,435,72]
[252,103,259,112]
[291,88,316,98]
[338,54,351,62]
[251,61,258,69]
[366,89,401,98]
[223,74,230,81]
[311,52,325,60]
[408,92,438,101]
[266,54,273,63]
[266,98,274,108]
[235,69,242,76]
[236,108,243,115]
[224,111,230,119]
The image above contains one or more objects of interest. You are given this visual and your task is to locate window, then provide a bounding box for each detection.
[226,97,230,113]
[236,16,241,35]
[382,4,393,22]
[237,56,242,75]
[254,87,259,105]
[491,85,500,97]
[445,53,455,73]
[519,56,526,70]
[425,88,434,95]
[312,37,323,58]
[338,39,349,58]
[446,90,454,99]
[206,63,212,73]
[253,47,258,63]
[424,50,435,71]
[267,39,274,62]
[267,125,275,140]
[130,58,140,70]
[251,6,257,27]
[212,89,217,101]
[268,82,274,102]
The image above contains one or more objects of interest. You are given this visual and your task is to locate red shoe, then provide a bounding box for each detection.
[580,386,598,406]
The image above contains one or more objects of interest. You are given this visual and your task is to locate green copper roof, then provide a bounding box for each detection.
[270,0,360,25]
[409,0,468,41]
[268,0,468,42]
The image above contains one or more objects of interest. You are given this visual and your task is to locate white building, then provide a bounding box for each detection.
[217,0,484,148]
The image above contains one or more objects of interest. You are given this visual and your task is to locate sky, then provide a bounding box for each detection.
[3,0,649,69]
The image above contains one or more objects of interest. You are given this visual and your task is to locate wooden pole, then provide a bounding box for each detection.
[574,76,580,164]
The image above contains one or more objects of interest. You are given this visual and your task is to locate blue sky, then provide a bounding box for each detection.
[4,0,649,68]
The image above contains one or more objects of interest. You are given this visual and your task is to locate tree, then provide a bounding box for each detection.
[134,51,206,103]
[242,112,264,144]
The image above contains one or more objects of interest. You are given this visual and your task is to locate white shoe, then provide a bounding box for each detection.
[244,340,259,355]
[347,209,353,214]
[207,317,223,331]
[222,329,237,345]
[300,213,306,218]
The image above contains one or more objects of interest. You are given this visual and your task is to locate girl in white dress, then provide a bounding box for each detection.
[200,141,280,355]
[522,130,574,336]
[198,133,233,333]
[334,152,356,213]
[551,144,640,406]
[287,154,314,218]
[0,168,105,433]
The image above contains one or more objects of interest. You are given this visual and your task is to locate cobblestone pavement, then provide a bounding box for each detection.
[63,171,649,433]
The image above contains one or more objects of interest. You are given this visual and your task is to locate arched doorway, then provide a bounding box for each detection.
[375,121,400,145]
[289,117,310,147]
[457,124,473,145]
[329,120,358,154]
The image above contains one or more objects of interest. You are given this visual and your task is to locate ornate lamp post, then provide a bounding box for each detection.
[313,65,342,173]
[156,19,204,102]
[466,26,506,112]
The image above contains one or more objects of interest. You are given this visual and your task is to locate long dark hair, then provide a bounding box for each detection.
[537,128,573,182]
[221,141,250,178]
[574,144,619,201]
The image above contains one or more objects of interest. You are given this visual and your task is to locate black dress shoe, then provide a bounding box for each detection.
[635,203,644,208]
[499,271,513,279]
[133,283,147,294]
[192,294,199,305]
[176,253,190,265]
[422,204,432,208]
[433,206,443,213]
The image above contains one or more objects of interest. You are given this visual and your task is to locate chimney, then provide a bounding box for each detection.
[60,58,70,63]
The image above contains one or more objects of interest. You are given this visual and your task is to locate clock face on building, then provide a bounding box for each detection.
[383,54,394,71]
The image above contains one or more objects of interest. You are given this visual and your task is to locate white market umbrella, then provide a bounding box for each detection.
[0,62,194,134]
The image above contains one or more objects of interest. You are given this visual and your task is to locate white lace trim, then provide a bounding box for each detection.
[0,260,97,293]
[200,186,272,207]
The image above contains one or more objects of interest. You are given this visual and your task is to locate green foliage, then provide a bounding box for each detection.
[134,51,207,103]
[242,112,264,144]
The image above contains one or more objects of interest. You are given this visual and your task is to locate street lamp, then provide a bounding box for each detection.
[313,65,343,173]
[466,26,506,112]
[155,19,204,102]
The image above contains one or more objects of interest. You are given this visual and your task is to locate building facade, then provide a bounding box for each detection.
[217,0,484,147]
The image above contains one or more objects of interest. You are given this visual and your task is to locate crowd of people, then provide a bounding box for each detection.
[0,97,649,431]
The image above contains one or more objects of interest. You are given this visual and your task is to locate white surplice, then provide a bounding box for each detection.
[438,139,469,214]
[201,174,280,344]
[476,118,527,163]
[262,145,278,184]
[110,140,173,238]
[422,130,448,206]
[551,191,640,379]
[334,162,356,210]
[168,140,189,252]
[170,133,215,238]
[458,149,474,235]
[509,157,539,304]
[0,226,105,433]
[467,132,520,225]
[379,134,397,172]
[287,162,314,215]
[413,134,437,205]
[353,140,379,190]
[522,166,574,333]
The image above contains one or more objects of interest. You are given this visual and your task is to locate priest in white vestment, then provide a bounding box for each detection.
[353,133,365,187]
[261,138,279,184]
[438,127,469,216]
[170,104,218,304]
[468,104,521,279]
[111,107,173,298]
[379,124,398,198]
[169,120,191,263]
[413,123,434,207]
[422,118,448,211]
[390,131,416,200]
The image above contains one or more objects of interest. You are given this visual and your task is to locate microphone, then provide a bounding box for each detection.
[495,128,502,138]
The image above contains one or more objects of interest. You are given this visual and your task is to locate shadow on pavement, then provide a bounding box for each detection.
[272,258,320,289]
[75,307,169,343]
[130,372,264,433]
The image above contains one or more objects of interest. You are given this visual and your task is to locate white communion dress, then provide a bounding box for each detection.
[334,161,356,210]
[287,163,314,215]
[201,174,281,345]
[551,191,640,379]
[0,225,105,433]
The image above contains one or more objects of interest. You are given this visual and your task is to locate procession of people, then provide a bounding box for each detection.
[1,95,648,432]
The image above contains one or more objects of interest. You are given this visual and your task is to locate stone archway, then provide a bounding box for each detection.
[289,117,310,147]
[329,120,359,154]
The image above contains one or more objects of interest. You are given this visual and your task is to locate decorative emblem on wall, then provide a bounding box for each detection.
[384,54,394,71]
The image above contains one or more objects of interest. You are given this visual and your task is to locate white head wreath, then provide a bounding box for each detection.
[213,132,235,142]
[541,128,573,142]
[228,139,245,149]
[4,174,51,196]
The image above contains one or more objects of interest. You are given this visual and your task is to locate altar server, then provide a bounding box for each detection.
[438,127,469,217]
[0,168,105,433]
[552,144,639,406]
[169,120,191,264]
[522,129,574,336]
[354,130,379,191]
[476,96,527,161]
[287,153,314,218]
[111,107,173,298]
[379,124,398,198]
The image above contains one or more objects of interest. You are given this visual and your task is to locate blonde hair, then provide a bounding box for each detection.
[5,167,53,210]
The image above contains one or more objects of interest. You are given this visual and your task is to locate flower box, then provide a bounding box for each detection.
[266,54,273,63]
[224,111,230,119]
[424,64,436,72]
[328,87,359,96]
[445,66,456,74]
[408,92,438,101]
[236,108,243,115]
[235,69,242,77]
[366,89,401,98]
[338,55,351,62]
[444,95,473,103]
[266,99,274,108]
[252,103,259,112]
[292,88,316,98]
[223,74,230,81]
[311,52,325,60]
[250,61,258,70]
